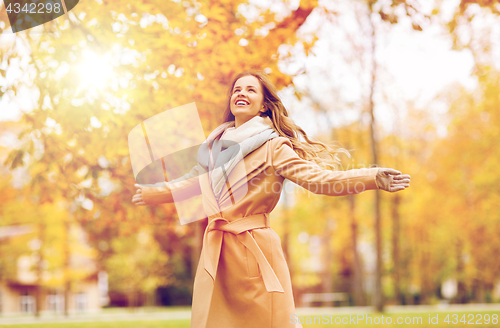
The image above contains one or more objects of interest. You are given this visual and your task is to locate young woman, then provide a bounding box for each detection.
[132,70,411,328]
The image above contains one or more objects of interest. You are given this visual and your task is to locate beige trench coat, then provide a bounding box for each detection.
[142,135,380,328]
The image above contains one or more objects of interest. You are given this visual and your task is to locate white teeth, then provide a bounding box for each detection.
[236,101,248,106]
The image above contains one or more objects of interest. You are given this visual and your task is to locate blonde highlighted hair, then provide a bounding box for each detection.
[221,69,350,171]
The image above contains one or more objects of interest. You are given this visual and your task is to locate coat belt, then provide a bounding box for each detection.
[202,213,284,293]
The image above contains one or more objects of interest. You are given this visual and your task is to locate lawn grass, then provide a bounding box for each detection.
[0,321,190,328]
[1,310,499,327]
[99,306,192,314]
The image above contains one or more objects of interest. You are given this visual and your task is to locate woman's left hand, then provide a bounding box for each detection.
[375,168,411,192]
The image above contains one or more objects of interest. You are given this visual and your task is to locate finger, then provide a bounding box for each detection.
[135,184,143,188]
[136,189,142,194]
[394,183,407,190]
[393,174,410,180]
[394,180,410,187]
[385,168,402,175]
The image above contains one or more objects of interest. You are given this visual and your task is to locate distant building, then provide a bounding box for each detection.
[0,225,109,316]
[0,276,101,315]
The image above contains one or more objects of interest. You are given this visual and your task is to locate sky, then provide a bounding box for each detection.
[278,0,477,140]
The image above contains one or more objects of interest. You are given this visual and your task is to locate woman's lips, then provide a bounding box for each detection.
[235,99,250,106]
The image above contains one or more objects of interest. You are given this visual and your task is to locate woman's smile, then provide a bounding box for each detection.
[235,99,250,106]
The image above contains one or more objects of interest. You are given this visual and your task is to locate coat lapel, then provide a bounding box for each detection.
[216,139,271,207]
[200,121,275,210]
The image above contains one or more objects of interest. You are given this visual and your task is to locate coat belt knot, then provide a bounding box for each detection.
[202,212,284,293]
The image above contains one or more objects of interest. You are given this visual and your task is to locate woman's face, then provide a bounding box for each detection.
[230,75,265,128]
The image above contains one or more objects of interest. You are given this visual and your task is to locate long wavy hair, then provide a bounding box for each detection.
[221,69,350,170]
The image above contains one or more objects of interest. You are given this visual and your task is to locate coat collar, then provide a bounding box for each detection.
[201,121,283,209]
[218,140,271,205]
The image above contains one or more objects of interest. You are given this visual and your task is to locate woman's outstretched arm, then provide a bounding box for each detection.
[133,183,174,205]
[271,137,410,196]
[132,164,204,205]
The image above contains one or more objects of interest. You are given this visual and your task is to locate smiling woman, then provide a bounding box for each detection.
[133,69,410,328]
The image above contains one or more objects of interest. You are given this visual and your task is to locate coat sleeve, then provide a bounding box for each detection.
[141,164,204,204]
[271,137,380,196]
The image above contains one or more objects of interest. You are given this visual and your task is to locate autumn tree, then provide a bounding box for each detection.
[1,0,322,305]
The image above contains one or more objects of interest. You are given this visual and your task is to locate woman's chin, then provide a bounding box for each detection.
[231,109,257,118]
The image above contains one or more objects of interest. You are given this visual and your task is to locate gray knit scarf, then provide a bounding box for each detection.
[197,116,279,200]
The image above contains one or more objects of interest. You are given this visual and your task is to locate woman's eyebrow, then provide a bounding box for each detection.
[234,85,257,88]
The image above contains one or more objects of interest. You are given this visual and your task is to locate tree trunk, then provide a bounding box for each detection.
[367,5,384,312]
[476,278,485,303]
[63,216,71,316]
[392,194,401,304]
[456,241,467,303]
[322,217,335,307]
[348,195,365,305]
[420,250,431,304]
[128,288,136,310]
[35,221,45,317]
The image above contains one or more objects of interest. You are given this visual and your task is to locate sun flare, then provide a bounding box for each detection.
[76,50,114,89]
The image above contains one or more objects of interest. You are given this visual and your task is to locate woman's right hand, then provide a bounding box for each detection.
[132,184,147,206]
[375,168,411,192]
